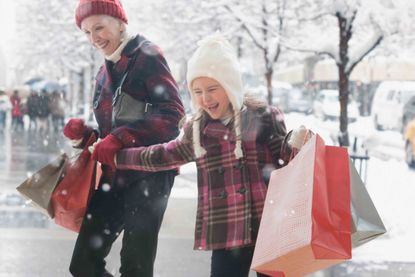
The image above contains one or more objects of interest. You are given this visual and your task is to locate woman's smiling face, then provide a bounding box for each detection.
[81,15,124,56]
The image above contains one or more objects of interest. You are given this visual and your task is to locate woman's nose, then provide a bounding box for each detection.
[91,32,99,43]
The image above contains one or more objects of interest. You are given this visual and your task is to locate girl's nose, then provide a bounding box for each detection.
[202,92,211,104]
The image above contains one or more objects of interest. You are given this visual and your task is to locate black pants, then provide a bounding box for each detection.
[210,246,270,277]
[69,171,175,277]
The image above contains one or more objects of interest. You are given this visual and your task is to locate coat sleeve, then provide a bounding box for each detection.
[112,45,185,147]
[116,122,195,171]
[266,106,291,166]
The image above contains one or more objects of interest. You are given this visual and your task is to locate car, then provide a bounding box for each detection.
[402,95,415,132]
[246,82,292,111]
[285,88,313,114]
[4,193,26,206]
[313,89,359,122]
[404,119,415,168]
[371,81,415,131]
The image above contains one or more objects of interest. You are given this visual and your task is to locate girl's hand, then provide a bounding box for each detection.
[288,125,311,150]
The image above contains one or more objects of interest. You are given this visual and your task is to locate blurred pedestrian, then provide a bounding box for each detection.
[26,90,40,131]
[37,90,50,133]
[10,90,24,131]
[49,91,66,132]
[0,89,11,132]
[113,34,310,277]
[63,0,185,276]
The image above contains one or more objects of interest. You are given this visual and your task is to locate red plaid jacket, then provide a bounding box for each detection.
[93,35,184,180]
[117,106,288,250]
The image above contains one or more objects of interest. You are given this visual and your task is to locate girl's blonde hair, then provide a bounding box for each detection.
[189,90,268,158]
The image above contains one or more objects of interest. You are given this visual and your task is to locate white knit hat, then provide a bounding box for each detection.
[186,33,244,159]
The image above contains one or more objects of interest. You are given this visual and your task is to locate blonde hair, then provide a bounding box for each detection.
[190,90,267,159]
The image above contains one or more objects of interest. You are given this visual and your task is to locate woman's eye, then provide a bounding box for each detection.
[194,90,202,95]
[208,88,216,93]
[95,26,103,31]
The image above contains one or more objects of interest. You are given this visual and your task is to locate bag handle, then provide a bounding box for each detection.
[112,38,149,106]
[281,128,314,161]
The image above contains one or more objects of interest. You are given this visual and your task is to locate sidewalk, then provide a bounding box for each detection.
[3,178,415,277]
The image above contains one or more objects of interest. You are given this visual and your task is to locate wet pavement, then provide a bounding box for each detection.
[1,129,415,276]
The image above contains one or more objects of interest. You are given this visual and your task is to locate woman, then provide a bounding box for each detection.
[10,90,24,131]
[114,34,307,277]
[63,0,185,276]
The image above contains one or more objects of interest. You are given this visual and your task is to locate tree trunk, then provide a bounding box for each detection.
[337,13,351,147]
[265,70,273,105]
[338,65,350,146]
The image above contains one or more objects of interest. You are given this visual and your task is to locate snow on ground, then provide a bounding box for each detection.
[354,157,415,262]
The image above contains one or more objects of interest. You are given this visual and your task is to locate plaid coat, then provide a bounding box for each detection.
[93,35,184,181]
[117,105,288,250]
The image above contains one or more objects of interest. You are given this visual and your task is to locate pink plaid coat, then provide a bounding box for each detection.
[117,105,288,250]
[92,34,184,181]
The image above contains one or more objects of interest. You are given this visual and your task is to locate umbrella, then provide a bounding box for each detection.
[31,80,63,93]
[24,77,44,86]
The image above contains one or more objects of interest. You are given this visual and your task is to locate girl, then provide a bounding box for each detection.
[114,34,305,277]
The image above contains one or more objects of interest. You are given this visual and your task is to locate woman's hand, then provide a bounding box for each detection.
[91,134,123,170]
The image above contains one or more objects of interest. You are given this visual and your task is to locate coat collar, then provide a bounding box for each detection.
[203,120,236,141]
[122,34,148,57]
[97,34,146,90]
[105,33,134,63]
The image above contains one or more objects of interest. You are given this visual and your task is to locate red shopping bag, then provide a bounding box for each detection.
[51,133,101,232]
[251,134,351,277]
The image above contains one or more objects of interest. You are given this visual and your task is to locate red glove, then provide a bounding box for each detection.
[92,134,123,170]
[63,118,89,140]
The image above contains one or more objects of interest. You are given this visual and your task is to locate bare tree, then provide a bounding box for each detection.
[221,0,289,105]
[286,0,398,146]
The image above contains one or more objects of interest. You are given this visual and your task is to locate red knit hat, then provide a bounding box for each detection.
[75,0,128,28]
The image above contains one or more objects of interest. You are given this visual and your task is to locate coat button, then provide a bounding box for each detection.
[218,190,228,199]
[217,167,225,174]
[93,100,99,109]
[238,187,247,194]
[234,161,244,169]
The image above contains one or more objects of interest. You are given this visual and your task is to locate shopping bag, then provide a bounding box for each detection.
[51,133,101,232]
[16,153,67,217]
[251,134,351,277]
[349,160,386,248]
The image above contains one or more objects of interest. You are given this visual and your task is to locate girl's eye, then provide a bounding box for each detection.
[95,26,103,31]
[208,88,216,93]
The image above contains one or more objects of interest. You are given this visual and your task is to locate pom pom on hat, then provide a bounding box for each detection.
[186,33,244,159]
[75,0,128,28]
[186,32,243,113]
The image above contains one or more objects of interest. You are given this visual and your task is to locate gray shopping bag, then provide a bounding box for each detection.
[16,153,67,218]
[349,160,386,248]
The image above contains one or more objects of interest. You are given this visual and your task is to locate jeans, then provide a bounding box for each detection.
[69,171,175,277]
[210,246,270,277]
